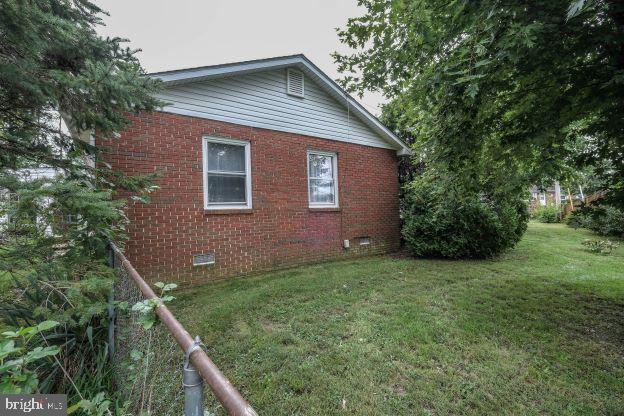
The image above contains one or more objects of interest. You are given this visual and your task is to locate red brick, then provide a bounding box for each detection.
[98,112,401,285]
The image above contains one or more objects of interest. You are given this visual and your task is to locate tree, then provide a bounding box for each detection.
[0,0,160,405]
[1,0,161,172]
[334,0,624,208]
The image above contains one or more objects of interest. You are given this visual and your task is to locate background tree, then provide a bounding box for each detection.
[334,0,623,257]
[0,0,160,407]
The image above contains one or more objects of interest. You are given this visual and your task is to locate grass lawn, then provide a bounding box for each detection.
[174,223,624,415]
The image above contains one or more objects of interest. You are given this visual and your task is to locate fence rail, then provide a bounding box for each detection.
[110,243,257,416]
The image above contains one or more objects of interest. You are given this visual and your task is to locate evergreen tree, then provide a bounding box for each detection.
[0,0,160,404]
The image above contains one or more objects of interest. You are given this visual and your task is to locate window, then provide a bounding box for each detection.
[203,137,251,210]
[359,236,371,246]
[307,150,338,208]
[65,214,79,224]
[539,193,546,206]
[3,191,18,225]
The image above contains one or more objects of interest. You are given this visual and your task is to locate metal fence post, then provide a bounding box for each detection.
[183,337,204,416]
[110,243,257,415]
[107,243,116,359]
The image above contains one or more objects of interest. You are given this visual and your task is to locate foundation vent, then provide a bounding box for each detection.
[193,253,215,266]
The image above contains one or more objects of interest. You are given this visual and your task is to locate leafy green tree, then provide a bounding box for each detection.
[0,0,161,407]
[334,0,624,208]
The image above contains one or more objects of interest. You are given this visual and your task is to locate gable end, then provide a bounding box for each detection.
[151,55,412,155]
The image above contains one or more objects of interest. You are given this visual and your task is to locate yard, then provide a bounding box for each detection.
[174,223,624,415]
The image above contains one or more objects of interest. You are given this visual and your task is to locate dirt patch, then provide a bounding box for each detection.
[259,318,285,333]
[390,372,409,397]
[390,249,412,259]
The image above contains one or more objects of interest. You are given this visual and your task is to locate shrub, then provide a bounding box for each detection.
[0,321,60,393]
[589,206,624,237]
[582,239,620,255]
[0,179,123,407]
[531,204,561,223]
[564,209,588,229]
[401,176,528,259]
[566,205,624,237]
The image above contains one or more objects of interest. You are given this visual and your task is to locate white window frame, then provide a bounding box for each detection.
[202,136,252,210]
[307,150,339,208]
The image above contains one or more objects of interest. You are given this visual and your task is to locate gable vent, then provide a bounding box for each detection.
[286,68,304,97]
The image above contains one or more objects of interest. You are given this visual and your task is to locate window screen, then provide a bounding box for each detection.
[204,138,251,209]
[308,151,338,207]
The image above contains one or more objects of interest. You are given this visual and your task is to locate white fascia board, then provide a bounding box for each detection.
[294,56,413,156]
[152,55,303,85]
[150,55,413,156]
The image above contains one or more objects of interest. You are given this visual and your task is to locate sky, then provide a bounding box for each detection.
[95,0,385,115]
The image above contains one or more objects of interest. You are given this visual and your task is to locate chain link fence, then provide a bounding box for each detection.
[111,249,227,416]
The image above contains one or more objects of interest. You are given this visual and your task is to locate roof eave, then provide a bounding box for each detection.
[149,55,412,155]
[397,147,412,156]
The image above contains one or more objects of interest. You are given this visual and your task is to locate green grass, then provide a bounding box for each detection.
[174,223,624,415]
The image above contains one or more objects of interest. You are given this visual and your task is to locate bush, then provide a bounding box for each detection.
[531,204,561,223]
[582,239,620,255]
[590,206,624,237]
[566,205,624,237]
[564,209,588,229]
[401,176,528,259]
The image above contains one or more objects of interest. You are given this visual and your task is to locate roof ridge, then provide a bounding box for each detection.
[149,54,307,76]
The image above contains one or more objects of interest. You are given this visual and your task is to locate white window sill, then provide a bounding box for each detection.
[204,207,253,215]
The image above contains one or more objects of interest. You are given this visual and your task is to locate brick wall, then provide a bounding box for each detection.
[98,112,401,285]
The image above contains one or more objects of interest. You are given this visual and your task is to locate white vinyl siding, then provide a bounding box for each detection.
[156,69,392,150]
[202,137,252,210]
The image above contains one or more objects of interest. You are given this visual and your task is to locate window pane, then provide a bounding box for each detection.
[207,174,246,203]
[208,142,245,173]
[309,179,335,204]
[308,154,333,179]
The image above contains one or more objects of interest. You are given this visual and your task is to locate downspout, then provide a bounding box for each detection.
[341,94,350,251]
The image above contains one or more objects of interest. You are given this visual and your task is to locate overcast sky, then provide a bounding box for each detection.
[95,0,385,115]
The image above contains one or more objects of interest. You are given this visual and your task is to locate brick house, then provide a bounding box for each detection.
[99,55,411,285]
